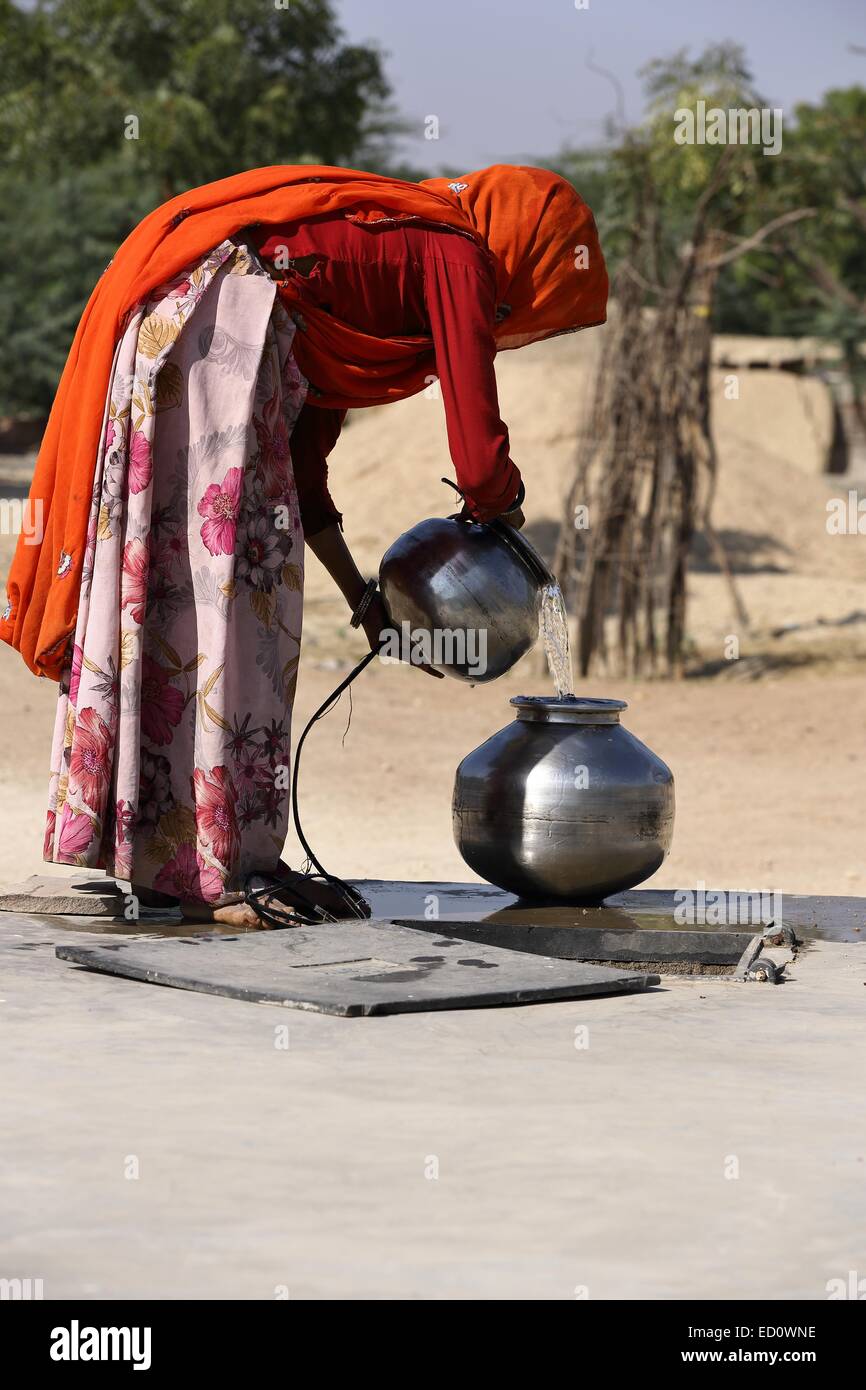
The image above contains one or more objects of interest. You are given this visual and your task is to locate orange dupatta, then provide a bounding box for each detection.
[2,163,606,678]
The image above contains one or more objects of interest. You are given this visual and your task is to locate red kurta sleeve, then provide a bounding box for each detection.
[422,243,522,521]
[290,403,346,537]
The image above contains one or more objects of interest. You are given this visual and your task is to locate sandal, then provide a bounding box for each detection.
[180,865,370,929]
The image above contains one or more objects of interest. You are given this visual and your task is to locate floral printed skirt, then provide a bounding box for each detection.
[44,240,307,904]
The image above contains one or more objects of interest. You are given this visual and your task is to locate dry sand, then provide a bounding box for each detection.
[1,332,864,898]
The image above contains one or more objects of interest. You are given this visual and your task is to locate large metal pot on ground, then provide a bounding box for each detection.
[378,516,553,682]
[453,696,675,901]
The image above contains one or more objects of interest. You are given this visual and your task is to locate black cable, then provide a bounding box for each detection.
[291,646,379,872]
[242,647,379,928]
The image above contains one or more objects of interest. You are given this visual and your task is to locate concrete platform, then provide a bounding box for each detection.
[1,882,864,1298]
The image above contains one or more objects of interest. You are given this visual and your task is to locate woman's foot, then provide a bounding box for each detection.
[179,864,365,928]
[179,898,263,928]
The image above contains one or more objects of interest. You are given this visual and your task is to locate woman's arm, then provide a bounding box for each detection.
[291,404,346,535]
[292,405,394,647]
[306,523,443,676]
[423,243,524,523]
[305,524,390,660]
[293,408,441,668]
[305,523,368,613]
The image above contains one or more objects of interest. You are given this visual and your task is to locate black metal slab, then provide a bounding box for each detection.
[347,881,866,963]
[394,918,754,966]
[55,921,659,1016]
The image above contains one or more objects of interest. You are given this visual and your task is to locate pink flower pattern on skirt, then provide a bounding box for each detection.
[197,464,244,556]
[128,429,153,495]
[44,241,307,902]
[139,654,185,747]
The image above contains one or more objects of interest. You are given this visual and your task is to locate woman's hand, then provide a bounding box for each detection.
[362,593,444,679]
[360,593,391,654]
[442,475,525,529]
[494,479,527,529]
[451,501,525,530]
[303,522,440,678]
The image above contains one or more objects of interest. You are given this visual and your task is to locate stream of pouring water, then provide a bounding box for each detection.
[539,582,575,698]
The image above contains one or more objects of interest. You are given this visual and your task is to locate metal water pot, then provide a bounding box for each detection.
[378,517,554,682]
[453,696,675,901]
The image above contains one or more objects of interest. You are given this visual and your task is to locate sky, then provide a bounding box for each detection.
[337,0,866,171]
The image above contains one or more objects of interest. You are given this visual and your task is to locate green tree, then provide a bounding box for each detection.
[0,0,400,415]
[554,44,777,308]
[552,45,866,368]
[730,86,866,414]
[1,0,398,192]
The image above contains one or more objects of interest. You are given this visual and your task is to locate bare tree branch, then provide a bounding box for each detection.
[705,208,816,268]
[838,194,866,235]
[781,235,866,315]
[584,48,628,133]
[618,261,666,296]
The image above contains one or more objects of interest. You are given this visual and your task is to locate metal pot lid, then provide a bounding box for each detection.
[511,695,627,724]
